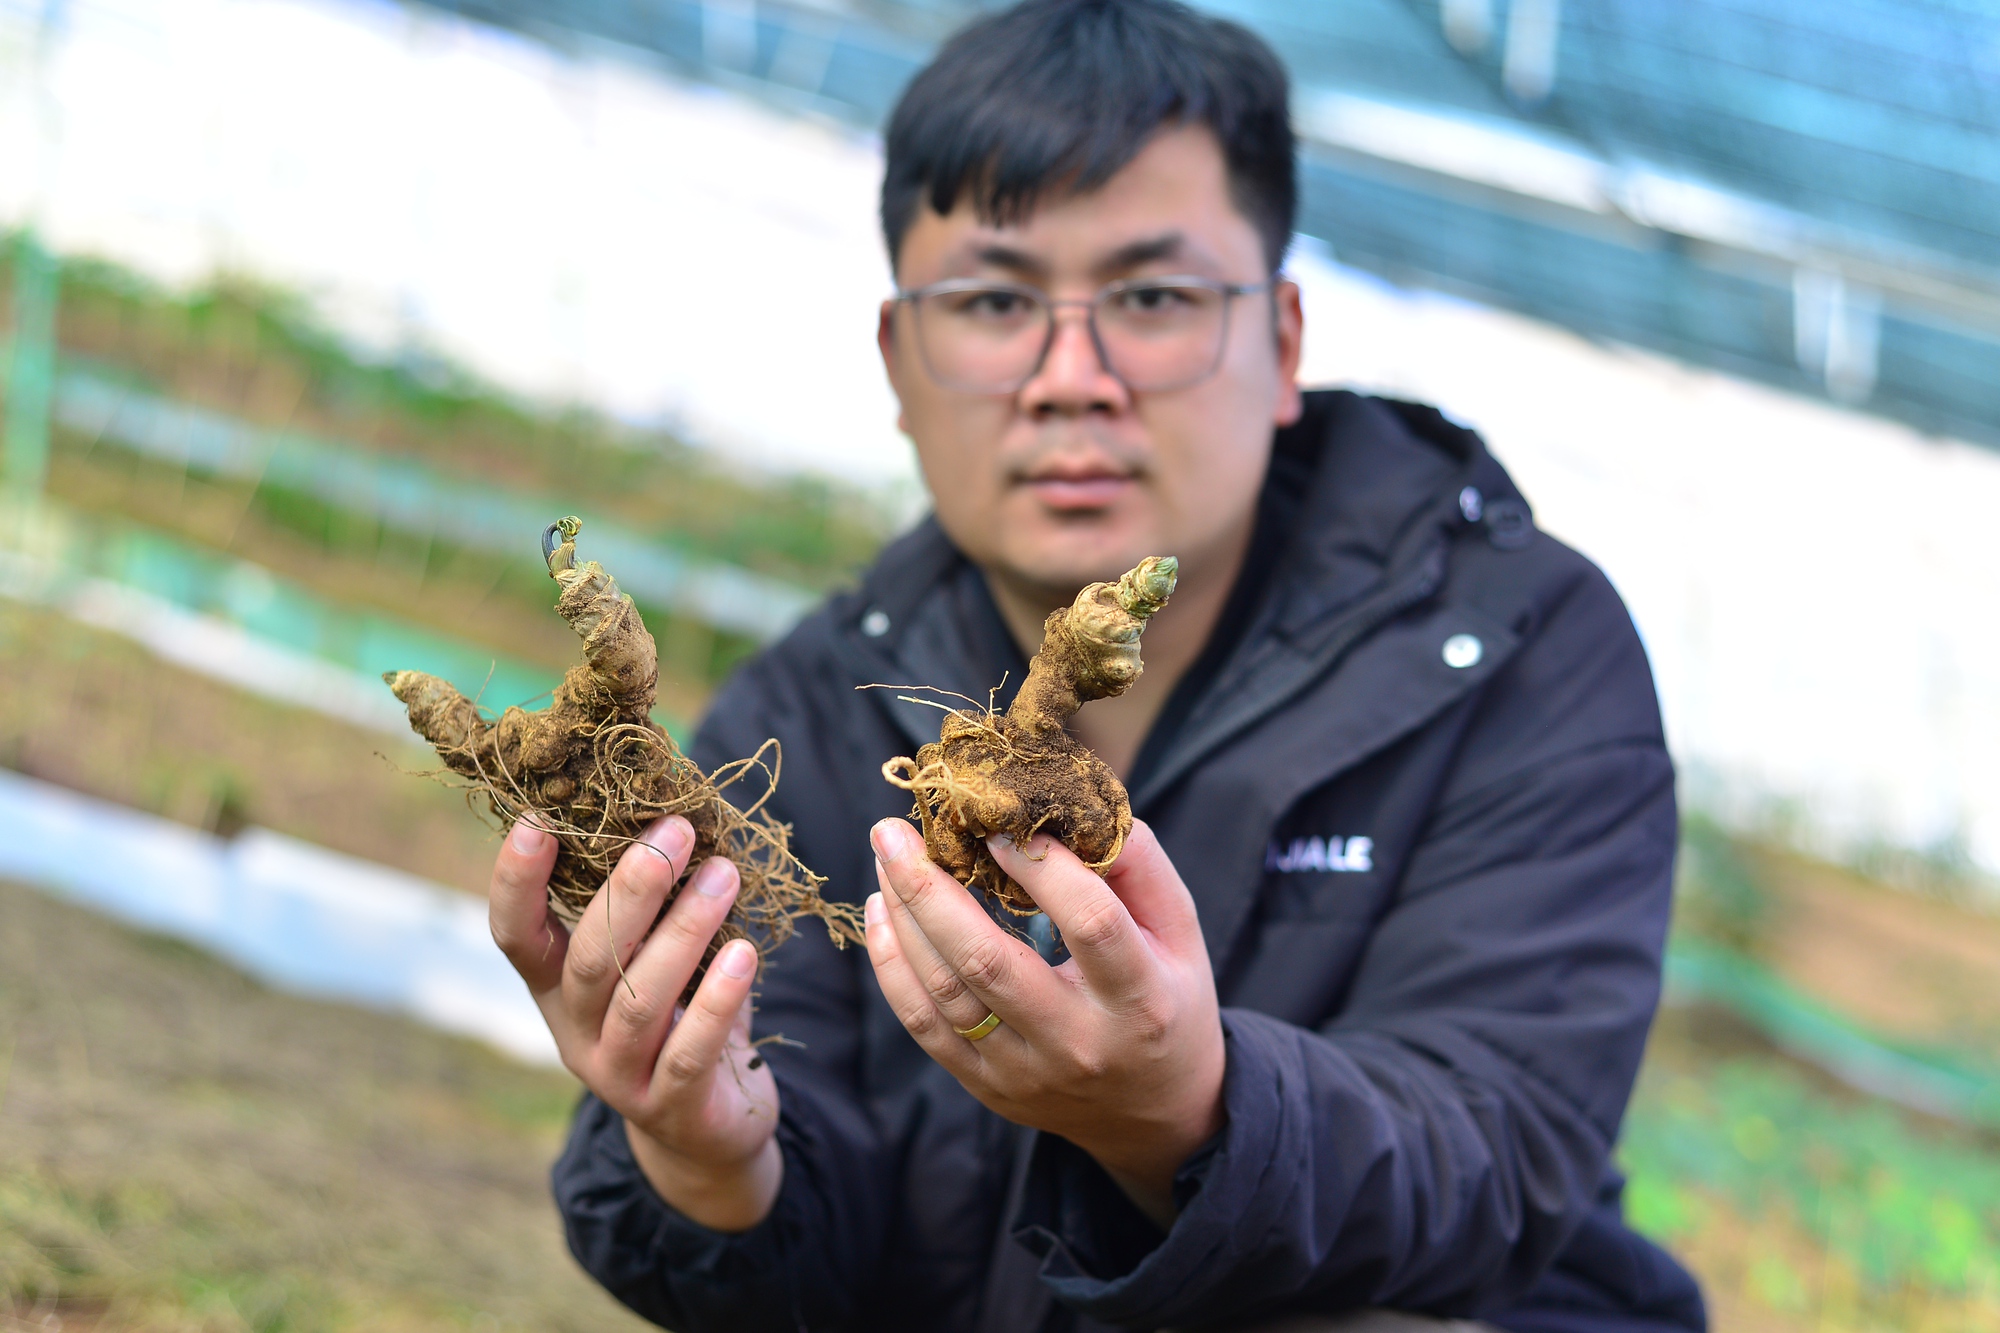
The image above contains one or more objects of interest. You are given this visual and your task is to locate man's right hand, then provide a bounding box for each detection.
[490,816,783,1232]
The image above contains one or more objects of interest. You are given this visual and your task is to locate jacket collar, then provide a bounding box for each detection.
[1129,392,1498,807]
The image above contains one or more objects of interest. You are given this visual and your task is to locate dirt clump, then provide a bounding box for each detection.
[883,556,1176,916]
[385,518,861,989]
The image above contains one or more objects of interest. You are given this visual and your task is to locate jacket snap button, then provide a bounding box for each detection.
[1442,633,1483,669]
[861,609,891,637]
[1458,486,1483,523]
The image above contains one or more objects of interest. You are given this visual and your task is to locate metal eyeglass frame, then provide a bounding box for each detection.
[893,274,1273,395]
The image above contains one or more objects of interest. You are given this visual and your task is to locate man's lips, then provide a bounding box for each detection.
[1021,474,1135,510]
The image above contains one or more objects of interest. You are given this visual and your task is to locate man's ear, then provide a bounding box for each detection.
[1272,278,1305,428]
[878,299,911,436]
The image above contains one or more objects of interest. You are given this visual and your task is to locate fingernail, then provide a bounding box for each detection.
[871,819,912,862]
[509,821,548,855]
[718,940,757,978]
[692,858,735,898]
[644,816,693,859]
[865,891,885,927]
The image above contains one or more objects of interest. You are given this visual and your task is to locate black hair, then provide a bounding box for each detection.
[879,0,1296,275]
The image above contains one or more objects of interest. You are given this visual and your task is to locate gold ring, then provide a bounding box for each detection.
[955,1012,1002,1041]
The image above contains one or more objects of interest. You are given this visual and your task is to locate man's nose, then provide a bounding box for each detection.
[1017,306,1130,415]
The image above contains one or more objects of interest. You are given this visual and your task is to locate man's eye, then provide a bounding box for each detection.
[1118,285,1195,312]
[959,290,1030,317]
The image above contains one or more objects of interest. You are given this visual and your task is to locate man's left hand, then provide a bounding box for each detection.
[863,816,1226,1227]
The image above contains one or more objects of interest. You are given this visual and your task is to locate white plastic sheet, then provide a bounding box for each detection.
[0,767,559,1064]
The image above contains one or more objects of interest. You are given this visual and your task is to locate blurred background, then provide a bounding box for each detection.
[1,0,1997,1328]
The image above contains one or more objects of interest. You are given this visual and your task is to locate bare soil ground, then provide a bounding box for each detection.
[0,876,651,1332]
[1747,845,2000,1062]
[0,602,500,894]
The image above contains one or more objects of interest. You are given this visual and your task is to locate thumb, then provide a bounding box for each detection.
[1102,820,1206,953]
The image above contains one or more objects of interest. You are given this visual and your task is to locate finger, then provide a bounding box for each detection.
[1099,820,1207,952]
[862,889,984,1072]
[651,937,758,1104]
[872,857,1003,1036]
[600,857,741,1092]
[986,830,1155,997]
[562,816,696,1029]
[491,817,567,996]
[871,819,1054,1027]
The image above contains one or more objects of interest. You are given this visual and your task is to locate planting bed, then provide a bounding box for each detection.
[0,601,496,893]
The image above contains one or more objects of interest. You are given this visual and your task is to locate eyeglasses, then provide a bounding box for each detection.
[894,275,1272,395]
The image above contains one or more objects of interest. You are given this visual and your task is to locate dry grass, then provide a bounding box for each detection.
[0,876,652,1332]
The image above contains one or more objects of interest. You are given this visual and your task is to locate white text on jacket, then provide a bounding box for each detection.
[1264,836,1374,874]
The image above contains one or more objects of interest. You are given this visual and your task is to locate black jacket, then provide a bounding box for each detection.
[553,391,1706,1333]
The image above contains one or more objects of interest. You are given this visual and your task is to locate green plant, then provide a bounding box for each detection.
[1622,1050,2000,1325]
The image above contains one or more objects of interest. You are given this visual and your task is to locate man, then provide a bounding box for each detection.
[491,1,1706,1329]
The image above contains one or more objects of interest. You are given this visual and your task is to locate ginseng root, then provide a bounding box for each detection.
[882,556,1177,916]
[385,517,861,994]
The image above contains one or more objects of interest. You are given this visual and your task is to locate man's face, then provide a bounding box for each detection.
[879,125,1304,596]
